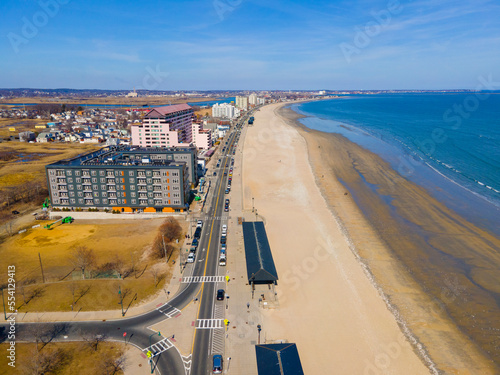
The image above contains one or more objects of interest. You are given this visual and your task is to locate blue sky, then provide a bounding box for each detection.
[1,0,499,90]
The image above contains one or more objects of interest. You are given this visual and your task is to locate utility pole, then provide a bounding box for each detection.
[257,324,262,345]
[38,253,45,283]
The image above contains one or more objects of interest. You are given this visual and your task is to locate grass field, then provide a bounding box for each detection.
[0,342,126,374]
[0,218,185,312]
[0,142,101,229]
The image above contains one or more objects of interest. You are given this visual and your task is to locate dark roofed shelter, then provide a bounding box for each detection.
[242,221,278,285]
[255,343,304,375]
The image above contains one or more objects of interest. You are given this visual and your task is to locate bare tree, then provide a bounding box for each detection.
[100,348,127,375]
[69,246,96,279]
[82,332,108,352]
[25,320,52,352]
[160,217,182,242]
[150,264,161,287]
[19,346,64,375]
[67,282,77,311]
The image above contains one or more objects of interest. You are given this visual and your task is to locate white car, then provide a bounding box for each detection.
[187,252,195,263]
[197,220,203,228]
[222,224,227,232]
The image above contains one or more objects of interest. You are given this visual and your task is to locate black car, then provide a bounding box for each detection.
[216,289,225,301]
[11,210,20,215]
[194,227,202,239]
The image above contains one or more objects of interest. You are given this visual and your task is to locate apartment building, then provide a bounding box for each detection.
[212,102,240,119]
[131,104,194,148]
[46,146,195,213]
[235,96,248,111]
[191,122,212,149]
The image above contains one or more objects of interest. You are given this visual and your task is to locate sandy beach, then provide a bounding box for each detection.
[242,103,428,374]
[241,102,500,374]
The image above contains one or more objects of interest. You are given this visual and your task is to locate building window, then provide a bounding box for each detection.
[99,170,105,176]
[92,178,97,183]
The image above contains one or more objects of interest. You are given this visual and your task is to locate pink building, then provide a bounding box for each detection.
[191,122,212,149]
[131,104,194,147]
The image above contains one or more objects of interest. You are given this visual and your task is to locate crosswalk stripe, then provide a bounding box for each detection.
[142,337,173,358]
[182,276,225,283]
[196,319,224,329]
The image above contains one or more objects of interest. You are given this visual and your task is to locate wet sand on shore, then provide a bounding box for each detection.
[276,104,500,374]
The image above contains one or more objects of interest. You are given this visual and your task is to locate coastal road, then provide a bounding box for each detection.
[0,111,253,374]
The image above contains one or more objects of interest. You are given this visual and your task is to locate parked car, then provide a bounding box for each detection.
[216,289,225,301]
[187,252,195,263]
[219,254,226,266]
[213,355,223,374]
[222,224,227,232]
[197,220,203,228]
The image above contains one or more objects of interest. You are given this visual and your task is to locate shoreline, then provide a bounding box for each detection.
[277,103,500,373]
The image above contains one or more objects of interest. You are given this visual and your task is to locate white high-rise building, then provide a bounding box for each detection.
[248,93,258,105]
[235,96,248,111]
[212,103,240,119]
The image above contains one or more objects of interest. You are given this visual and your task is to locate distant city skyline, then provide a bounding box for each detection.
[1,0,499,90]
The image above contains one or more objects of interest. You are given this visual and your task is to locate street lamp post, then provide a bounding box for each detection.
[149,331,161,374]
[257,324,262,344]
[118,286,124,317]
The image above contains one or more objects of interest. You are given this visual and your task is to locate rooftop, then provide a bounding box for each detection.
[242,221,279,284]
[46,145,193,168]
[145,104,192,118]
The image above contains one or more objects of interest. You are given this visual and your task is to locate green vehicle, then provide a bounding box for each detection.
[44,216,74,229]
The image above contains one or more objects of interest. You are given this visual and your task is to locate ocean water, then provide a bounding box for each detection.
[291,94,500,235]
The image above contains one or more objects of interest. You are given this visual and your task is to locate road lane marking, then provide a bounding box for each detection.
[196,319,224,329]
[142,337,173,357]
[182,276,225,283]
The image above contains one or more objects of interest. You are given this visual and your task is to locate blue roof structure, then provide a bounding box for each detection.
[255,343,304,375]
[242,221,278,284]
